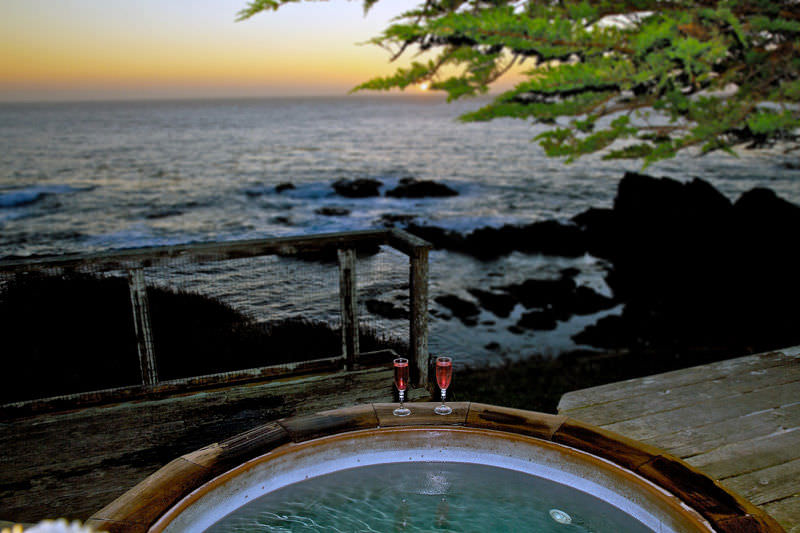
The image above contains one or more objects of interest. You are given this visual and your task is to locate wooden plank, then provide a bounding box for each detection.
[409,245,430,390]
[337,248,359,370]
[558,349,800,532]
[0,230,392,274]
[563,357,800,426]
[0,367,397,523]
[127,267,158,387]
[639,401,800,459]
[558,350,796,413]
[762,496,800,533]
[386,228,432,256]
[600,380,799,442]
[722,457,800,506]
[0,354,347,417]
[685,428,800,480]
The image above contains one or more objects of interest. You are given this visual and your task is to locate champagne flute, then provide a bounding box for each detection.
[434,356,453,415]
[393,358,411,416]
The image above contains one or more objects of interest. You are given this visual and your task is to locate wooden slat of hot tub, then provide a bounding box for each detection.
[87,402,782,533]
[558,347,800,532]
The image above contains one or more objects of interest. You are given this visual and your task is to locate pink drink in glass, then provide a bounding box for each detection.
[435,356,453,415]
[436,358,452,390]
[393,358,411,416]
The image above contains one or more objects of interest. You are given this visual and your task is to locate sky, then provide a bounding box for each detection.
[0,0,434,101]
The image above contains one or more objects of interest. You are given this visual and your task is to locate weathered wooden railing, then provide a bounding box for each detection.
[0,229,431,411]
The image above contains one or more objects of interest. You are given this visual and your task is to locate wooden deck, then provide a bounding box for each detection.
[0,363,427,524]
[558,346,800,532]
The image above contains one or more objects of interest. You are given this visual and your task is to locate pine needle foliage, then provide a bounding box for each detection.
[239,0,800,165]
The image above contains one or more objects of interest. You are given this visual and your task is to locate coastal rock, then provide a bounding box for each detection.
[498,278,576,310]
[517,310,558,331]
[402,220,586,259]
[464,221,586,259]
[733,187,800,245]
[385,178,458,198]
[332,178,382,198]
[379,213,418,227]
[467,288,516,318]
[365,299,408,320]
[405,223,466,250]
[275,182,295,193]
[315,207,351,217]
[571,286,617,315]
[571,172,800,356]
[434,294,480,325]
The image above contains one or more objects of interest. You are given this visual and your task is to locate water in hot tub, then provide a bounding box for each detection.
[206,462,653,532]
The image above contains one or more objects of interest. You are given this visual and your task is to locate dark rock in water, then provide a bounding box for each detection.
[366,299,408,320]
[517,310,558,331]
[434,294,480,324]
[734,187,800,234]
[405,223,466,250]
[275,182,295,193]
[403,220,586,259]
[485,341,501,351]
[386,178,458,198]
[464,221,586,259]
[571,171,800,356]
[315,207,351,217]
[571,286,616,315]
[572,207,616,257]
[272,216,292,225]
[498,277,576,310]
[507,325,525,335]
[379,213,417,227]
[332,178,382,198]
[467,288,517,318]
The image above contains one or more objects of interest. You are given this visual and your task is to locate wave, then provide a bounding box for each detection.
[0,185,89,209]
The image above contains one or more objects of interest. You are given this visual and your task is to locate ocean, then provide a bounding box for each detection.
[1,95,799,365]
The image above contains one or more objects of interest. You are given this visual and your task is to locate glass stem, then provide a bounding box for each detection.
[441,389,447,406]
[399,389,405,408]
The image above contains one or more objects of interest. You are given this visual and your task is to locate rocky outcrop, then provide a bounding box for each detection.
[403,221,586,259]
[365,299,408,320]
[434,294,481,325]
[467,288,516,318]
[385,178,458,198]
[571,172,800,355]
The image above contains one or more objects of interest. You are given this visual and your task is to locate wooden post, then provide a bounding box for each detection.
[337,248,359,370]
[409,246,430,390]
[127,267,159,387]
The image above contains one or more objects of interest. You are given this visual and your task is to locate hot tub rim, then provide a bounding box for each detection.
[87,402,783,533]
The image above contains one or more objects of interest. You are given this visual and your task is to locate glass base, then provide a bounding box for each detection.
[434,404,453,415]
[393,406,411,417]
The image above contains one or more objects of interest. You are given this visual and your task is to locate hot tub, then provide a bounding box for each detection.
[88,403,782,532]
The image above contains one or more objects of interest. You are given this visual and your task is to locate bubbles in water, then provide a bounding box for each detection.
[549,508,573,525]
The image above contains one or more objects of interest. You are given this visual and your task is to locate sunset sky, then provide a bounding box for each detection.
[0,0,435,101]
